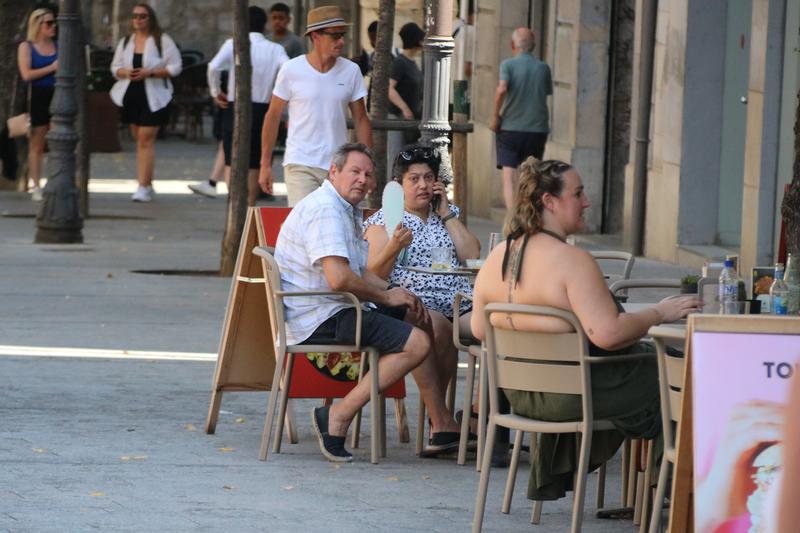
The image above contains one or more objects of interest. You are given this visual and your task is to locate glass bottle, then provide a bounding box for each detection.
[785,253,800,315]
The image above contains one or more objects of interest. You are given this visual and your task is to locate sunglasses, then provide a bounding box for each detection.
[132,13,149,20]
[398,147,437,162]
[322,31,346,40]
[43,20,57,27]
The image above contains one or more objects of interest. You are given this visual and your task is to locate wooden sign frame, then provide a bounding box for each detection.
[669,315,800,532]
[205,207,407,441]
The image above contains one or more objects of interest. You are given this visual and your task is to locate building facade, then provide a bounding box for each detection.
[465,0,799,274]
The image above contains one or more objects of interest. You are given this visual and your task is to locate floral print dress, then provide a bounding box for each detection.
[364,206,473,318]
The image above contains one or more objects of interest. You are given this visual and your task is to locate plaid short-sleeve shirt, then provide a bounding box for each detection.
[274,180,367,345]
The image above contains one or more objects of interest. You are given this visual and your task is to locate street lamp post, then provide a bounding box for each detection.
[35,0,84,244]
[420,0,455,182]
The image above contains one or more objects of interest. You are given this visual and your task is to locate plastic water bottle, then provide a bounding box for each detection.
[770,264,789,315]
[718,259,738,315]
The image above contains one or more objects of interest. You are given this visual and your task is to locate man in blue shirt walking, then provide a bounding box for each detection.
[490,28,553,210]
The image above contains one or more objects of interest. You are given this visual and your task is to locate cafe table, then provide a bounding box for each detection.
[401,265,481,280]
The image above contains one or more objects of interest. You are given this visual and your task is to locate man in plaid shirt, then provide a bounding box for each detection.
[275,143,461,462]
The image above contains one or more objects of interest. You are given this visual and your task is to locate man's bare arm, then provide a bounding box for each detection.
[349,98,373,148]
[258,95,288,193]
[490,80,508,132]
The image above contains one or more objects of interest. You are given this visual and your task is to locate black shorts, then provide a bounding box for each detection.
[302,305,413,355]
[30,86,55,128]
[120,81,171,127]
[222,102,268,170]
[495,130,548,169]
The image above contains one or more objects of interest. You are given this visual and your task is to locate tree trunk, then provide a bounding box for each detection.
[782,88,800,255]
[368,0,395,207]
[782,89,800,256]
[220,0,252,276]
[0,1,37,189]
[76,0,91,218]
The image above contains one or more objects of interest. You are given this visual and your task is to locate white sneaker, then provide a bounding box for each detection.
[31,186,43,202]
[188,182,217,198]
[131,185,153,202]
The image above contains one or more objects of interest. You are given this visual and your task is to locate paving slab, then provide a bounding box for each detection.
[0,137,688,532]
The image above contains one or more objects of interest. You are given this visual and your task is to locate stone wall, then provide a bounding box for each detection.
[547,0,611,232]
[466,0,524,220]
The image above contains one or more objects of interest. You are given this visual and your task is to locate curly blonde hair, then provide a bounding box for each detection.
[503,157,573,240]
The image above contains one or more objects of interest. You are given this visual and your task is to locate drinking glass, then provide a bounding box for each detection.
[431,247,453,271]
[488,232,503,251]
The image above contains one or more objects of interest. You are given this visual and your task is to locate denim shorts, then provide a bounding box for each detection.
[302,305,412,354]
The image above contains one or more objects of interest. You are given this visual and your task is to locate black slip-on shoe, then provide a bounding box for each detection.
[311,405,353,463]
[421,431,461,457]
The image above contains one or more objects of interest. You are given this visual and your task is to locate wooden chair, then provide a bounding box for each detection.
[648,326,687,533]
[253,247,386,464]
[472,304,656,533]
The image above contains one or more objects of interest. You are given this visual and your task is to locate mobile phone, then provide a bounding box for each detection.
[431,192,440,211]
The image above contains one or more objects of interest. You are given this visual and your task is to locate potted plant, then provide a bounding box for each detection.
[680,274,700,294]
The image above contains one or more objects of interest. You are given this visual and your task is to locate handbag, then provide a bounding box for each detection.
[7,83,32,139]
[6,113,30,138]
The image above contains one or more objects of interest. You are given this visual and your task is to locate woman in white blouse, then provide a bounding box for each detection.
[110,3,182,203]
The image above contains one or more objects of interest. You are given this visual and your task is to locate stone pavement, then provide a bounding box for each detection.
[0,137,693,532]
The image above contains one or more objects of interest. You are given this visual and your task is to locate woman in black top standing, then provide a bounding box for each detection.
[17,8,59,202]
[110,3,182,202]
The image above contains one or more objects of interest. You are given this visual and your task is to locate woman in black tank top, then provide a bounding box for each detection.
[470,157,701,501]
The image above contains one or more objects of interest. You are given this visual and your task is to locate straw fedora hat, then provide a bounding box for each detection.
[304,6,351,36]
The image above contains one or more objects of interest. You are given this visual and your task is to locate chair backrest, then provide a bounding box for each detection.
[650,326,686,455]
[483,303,593,423]
[591,250,635,283]
[609,278,682,304]
[252,247,285,352]
[698,276,720,314]
[180,49,205,67]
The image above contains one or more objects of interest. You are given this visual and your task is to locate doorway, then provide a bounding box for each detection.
[716,0,752,246]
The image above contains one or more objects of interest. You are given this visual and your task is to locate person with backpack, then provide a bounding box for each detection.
[110,3,182,203]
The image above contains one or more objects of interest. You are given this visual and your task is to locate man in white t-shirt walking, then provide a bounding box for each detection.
[190,6,288,203]
[258,6,373,206]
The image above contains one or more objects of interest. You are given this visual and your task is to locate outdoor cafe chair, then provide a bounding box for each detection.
[608,277,682,526]
[472,303,657,533]
[648,326,687,533]
[697,276,720,314]
[590,250,636,286]
[451,291,485,467]
[252,247,386,464]
[610,278,682,305]
[412,293,470,457]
